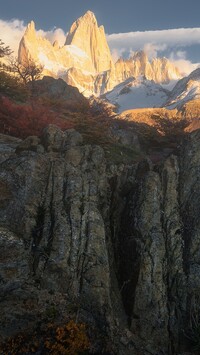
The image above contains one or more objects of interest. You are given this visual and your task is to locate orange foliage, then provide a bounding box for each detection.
[45,320,90,354]
[0,96,75,139]
[0,320,90,355]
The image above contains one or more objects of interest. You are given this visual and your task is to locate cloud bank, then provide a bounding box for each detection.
[107,28,200,52]
[0,18,199,75]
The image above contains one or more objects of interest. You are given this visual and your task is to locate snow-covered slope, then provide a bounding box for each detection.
[164,68,200,109]
[103,77,170,113]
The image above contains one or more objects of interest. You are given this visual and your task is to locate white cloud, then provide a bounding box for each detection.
[37,28,66,46]
[0,19,26,55]
[143,43,167,59]
[169,50,199,75]
[107,28,200,52]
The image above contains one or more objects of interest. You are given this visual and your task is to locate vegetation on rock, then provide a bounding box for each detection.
[0,320,90,355]
[0,96,74,138]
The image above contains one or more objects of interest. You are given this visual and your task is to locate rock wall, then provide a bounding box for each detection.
[0,126,200,354]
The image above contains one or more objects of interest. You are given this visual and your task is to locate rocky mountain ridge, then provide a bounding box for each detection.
[165,67,200,109]
[103,67,200,114]
[103,76,170,112]
[18,11,182,97]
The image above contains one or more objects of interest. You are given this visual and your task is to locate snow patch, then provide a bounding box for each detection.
[65,44,88,58]
[38,52,66,73]
[105,77,169,112]
[164,68,200,108]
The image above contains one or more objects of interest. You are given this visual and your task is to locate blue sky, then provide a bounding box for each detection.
[1,0,200,74]
[1,0,200,33]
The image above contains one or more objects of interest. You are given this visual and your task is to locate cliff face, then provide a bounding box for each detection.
[65,11,113,73]
[111,52,181,86]
[0,126,200,354]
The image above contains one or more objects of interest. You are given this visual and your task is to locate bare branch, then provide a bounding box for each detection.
[8,56,43,84]
[0,39,13,58]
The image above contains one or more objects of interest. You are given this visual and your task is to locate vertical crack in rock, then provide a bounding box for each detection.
[161,155,186,354]
[30,161,56,280]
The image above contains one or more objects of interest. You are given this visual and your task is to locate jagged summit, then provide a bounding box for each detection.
[18,10,182,98]
[65,11,97,43]
[77,10,97,24]
[23,20,36,39]
[65,10,113,73]
[26,20,36,32]
[18,20,38,64]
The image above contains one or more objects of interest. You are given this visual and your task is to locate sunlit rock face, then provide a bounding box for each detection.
[18,19,95,77]
[18,11,182,97]
[65,10,113,73]
[109,52,181,85]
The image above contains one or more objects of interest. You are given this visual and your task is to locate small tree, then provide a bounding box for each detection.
[0,40,28,100]
[0,39,12,58]
[9,57,43,85]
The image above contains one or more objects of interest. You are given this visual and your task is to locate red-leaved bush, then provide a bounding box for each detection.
[0,96,75,139]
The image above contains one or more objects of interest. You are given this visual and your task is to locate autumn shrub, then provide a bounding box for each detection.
[0,333,40,355]
[0,96,75,139]
[152,114,188,140]
[45,320,90,354]
[0,320,90,355]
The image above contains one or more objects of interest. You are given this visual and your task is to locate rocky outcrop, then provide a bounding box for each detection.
[1,125,200,353]
[0,126,116,344]
[30,75,89,109]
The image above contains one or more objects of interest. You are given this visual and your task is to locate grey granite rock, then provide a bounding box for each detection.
[1,125,200,354]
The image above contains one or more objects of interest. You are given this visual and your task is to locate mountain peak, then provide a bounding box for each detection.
[18,12,183,98]
[19,20,37,62]
[66,11,97,37]
[82,10,97,22]
[65,11,98,46]
[65,10,113,73]
[25,20,36,35]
